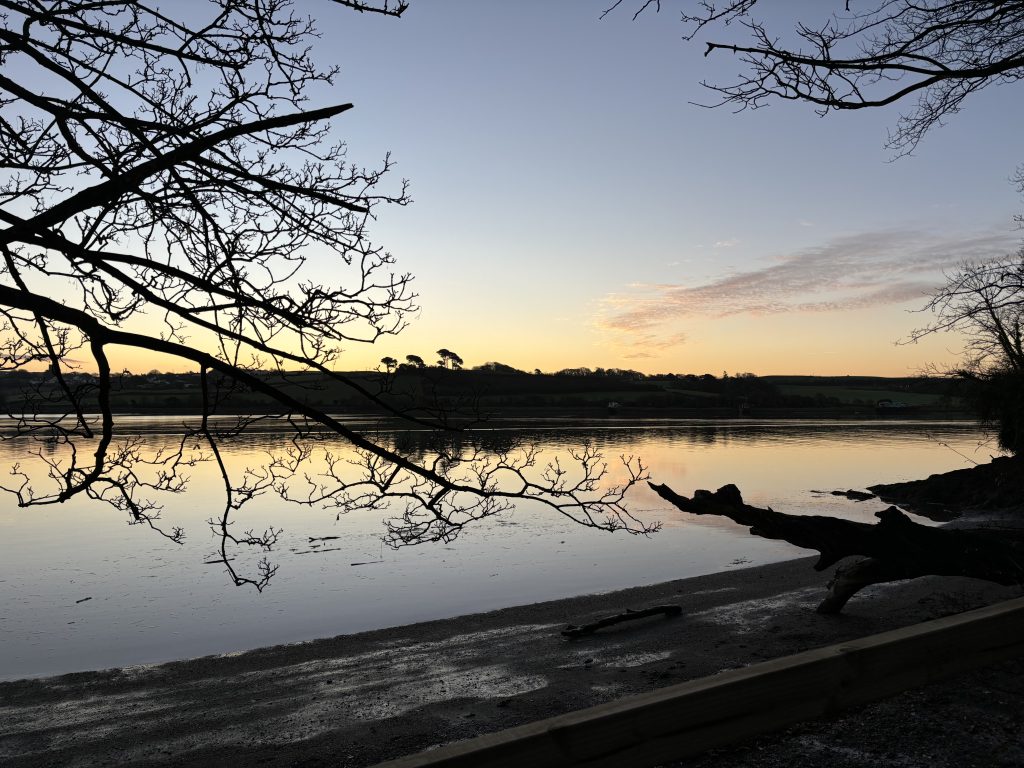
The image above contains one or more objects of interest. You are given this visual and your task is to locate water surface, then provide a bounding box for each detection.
[0,418,992,679]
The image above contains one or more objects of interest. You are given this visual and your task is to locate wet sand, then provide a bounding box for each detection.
[3,555,1021,767]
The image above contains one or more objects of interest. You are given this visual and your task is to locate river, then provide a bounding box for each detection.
[0,418,995,680]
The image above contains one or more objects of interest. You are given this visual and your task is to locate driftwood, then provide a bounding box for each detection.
[649,482,1024,614]
[562,605,683,638]
[811,489,876,502]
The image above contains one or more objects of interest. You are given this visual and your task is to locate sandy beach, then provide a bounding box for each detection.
[3,555,1021,768]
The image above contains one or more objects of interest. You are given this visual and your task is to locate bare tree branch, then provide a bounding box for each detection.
[607,1,1024,154]
[0,1,653,588]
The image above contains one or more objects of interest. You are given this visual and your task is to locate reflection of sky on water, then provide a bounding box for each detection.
[0,419,993,680]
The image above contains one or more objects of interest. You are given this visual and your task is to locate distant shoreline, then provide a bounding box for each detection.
[0,406,975,420]
[0,370,967,421]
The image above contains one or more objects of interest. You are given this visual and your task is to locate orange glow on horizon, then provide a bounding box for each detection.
[92,321,965,379]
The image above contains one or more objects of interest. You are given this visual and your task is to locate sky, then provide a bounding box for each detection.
[128,2,1024,375]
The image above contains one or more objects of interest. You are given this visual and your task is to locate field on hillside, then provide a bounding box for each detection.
[775,385,949,406]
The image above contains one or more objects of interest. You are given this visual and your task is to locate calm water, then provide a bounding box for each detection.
[0,418,994,680]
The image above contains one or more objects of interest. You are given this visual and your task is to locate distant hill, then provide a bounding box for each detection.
[0,369,967,420]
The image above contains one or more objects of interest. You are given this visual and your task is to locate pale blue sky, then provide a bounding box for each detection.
[160,3,1024,374]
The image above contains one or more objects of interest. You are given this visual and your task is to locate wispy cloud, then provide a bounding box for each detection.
[612,331,687,358]
[599,229,1018,339]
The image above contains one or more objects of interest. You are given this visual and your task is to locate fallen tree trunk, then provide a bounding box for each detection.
[649,482,1024,613]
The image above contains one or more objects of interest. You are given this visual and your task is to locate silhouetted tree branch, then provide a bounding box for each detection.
[330,0,408,16]
[609,1,1024,154]
[907,251,1024,452]
[0,1,655,590]
[911,253,1024,374]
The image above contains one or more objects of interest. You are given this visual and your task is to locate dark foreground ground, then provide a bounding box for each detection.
[3,555,1023,768]
[671,655,1024,768]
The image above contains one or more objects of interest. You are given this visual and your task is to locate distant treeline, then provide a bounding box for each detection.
[0,366,965,418]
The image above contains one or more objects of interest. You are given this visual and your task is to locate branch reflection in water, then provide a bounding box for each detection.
[0,418,992,680]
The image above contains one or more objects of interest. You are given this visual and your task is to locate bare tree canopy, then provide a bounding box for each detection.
[0,0,653,589]
[905,166,1024,452]
[912,254,1024,373]
[607,1,1024,153]
[908,251,1024,451]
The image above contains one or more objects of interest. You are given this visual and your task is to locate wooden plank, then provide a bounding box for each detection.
[371,596,1024,768]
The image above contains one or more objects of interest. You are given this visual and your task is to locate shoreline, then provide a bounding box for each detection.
[4,556,1020,768]
[0,408,973,421]
[1,419,997,687]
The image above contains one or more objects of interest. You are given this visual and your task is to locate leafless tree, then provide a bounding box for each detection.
[907,251,1024,452]
[911,254,1024,374]
[902,173,1024,440]
[0,0,652,590]
[606,1,1024,154]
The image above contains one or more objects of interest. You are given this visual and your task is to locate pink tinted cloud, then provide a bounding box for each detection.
[601,230,1017,334]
